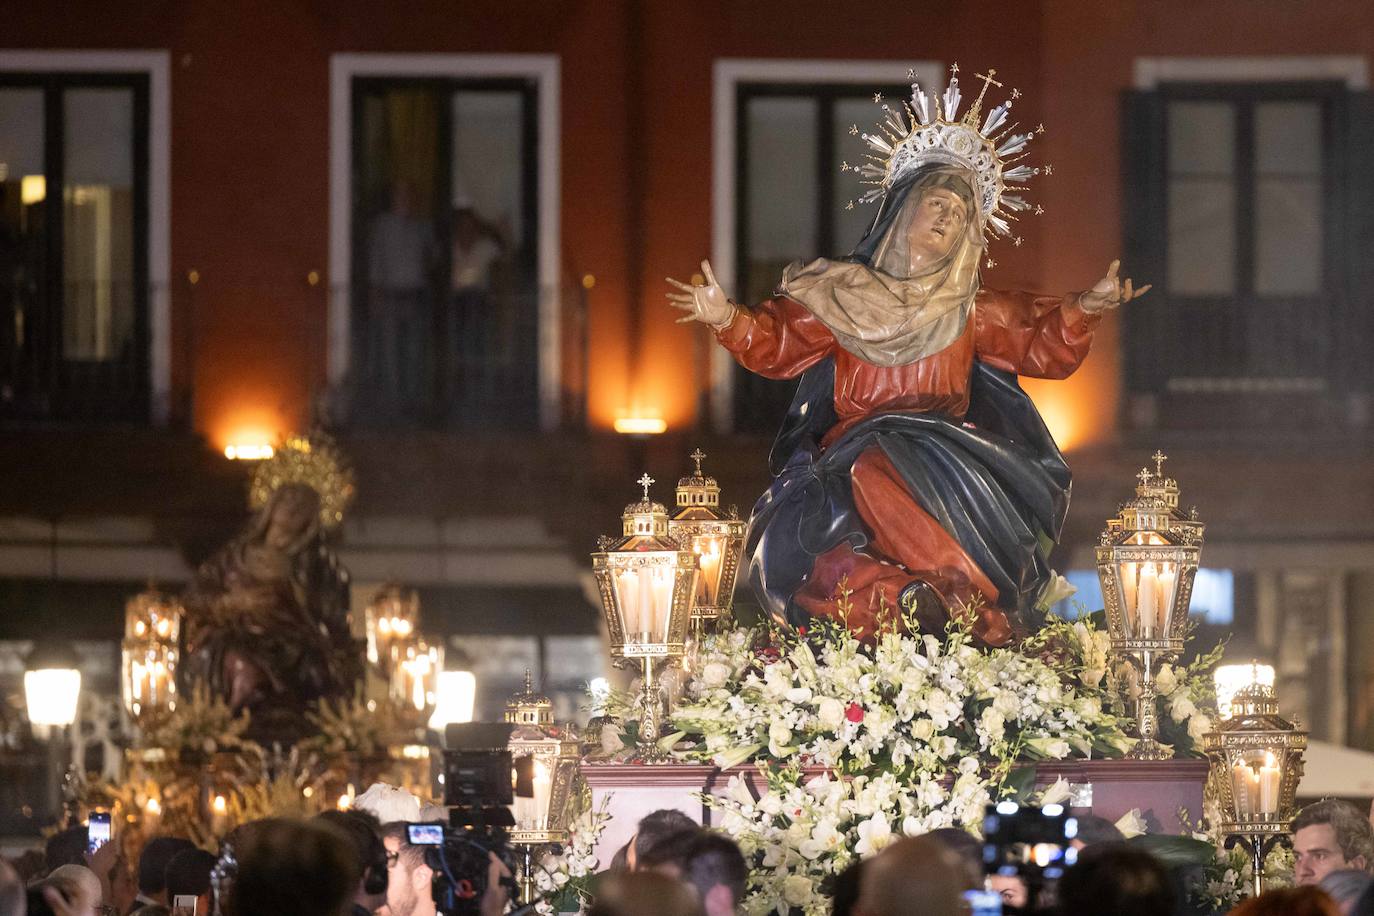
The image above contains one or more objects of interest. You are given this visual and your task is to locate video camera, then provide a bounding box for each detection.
[979,801,1079,914]
[406,723,521,916]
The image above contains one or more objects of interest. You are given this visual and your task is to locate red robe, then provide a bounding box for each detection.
[717,288,1100,643]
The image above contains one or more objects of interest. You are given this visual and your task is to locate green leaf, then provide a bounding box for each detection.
[1129,833,1218,867]
[1002,765,1039,801]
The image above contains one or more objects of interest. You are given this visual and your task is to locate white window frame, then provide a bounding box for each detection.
[1134,55,1368,90]
[329,53,562,429]
[709,58,942,433]
[0,49,172,423]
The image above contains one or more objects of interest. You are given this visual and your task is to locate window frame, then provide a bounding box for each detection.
[0,53,167,424]
[709,59,942,433]
[347,74,540,429]
[328,53,561,430]
[1123,56,1370,426]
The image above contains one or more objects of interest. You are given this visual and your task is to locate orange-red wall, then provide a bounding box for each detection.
[4,1,1371,447]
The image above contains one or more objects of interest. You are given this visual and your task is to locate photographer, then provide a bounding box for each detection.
[380,824,510,916]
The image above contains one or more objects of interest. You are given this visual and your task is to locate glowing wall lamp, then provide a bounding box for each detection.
[25,641,82,735]
[21,175,46,206]
[224,442,275,461]
[429,670,477,731]
[614,414,667,436]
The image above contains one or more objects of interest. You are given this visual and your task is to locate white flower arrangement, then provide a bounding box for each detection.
[657,595,1154,916]
[531,795,613,916]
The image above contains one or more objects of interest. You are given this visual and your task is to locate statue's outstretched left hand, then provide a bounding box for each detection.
[1081,259,1151,314]
[666,260,736,329]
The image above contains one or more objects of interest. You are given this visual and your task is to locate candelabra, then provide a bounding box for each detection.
[1095,452,1204,759]
[591,474,696,759]
[1202,681,1307,896]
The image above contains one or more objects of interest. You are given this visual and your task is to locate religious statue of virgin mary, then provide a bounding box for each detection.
[669,68,1149,646]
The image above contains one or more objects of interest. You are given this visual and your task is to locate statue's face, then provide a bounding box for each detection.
[905,187,968,270]
[265,489,317,550]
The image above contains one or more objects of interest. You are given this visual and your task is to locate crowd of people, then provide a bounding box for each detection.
[0,790,1371,916]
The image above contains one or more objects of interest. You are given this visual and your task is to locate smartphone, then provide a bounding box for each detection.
[964,889,1003,916]
[171,895,198,916]
[87,811,112,854]
[407,823,445,846]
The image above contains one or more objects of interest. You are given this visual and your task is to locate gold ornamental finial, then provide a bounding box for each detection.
[964,68,1003,126]
[637,473,655,500]
[1152,450,1169,479]
[523,668,533,694]
[690,449,706,476]
[1136,467,1153,489]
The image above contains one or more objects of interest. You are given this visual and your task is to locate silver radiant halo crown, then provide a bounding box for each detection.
[844,64,1050,239]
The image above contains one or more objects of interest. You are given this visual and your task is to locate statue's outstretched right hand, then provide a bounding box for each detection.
[667,259,736,329]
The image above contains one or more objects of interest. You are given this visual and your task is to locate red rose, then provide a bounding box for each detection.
[797,626,808,636]
[845,703,864,723]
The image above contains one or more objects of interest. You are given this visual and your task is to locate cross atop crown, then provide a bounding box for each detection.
[637,473,655,500]
[690,449,707,476]
[1136,468,1153,489]
[963,68,1003,126]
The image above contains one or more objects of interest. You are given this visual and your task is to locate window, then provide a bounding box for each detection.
[1122,81,1373,418]
[731,82,907,433]
[0,73,149,421]
[349,76,539,429]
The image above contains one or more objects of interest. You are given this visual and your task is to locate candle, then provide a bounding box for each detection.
[1121,562,1139,630]
[1157,564,1176,634]
[1137,563,1158,638]
[145,796,162,833]
[1259,753,1281,816]
[211,794,228,835]
[532,760,552,829]
[1232,764,1261,820]
[696,539,722,606]
[636,569,654,641]
[654,567,673,640]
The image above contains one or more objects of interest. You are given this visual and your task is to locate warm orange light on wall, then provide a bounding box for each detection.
[1022,381,1091,453]
[613,412,667,435]
[224,442,275,461]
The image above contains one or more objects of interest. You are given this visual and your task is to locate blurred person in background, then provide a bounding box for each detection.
[223,818,358,916]
[588,872,704,916]
[27,865,101,916]
[1230,886,1341,916]
[638,830,746,916]
[163,849,217,916]
[1321,869,1374,915]
[1,857,23,916]
[922,827,983,891]
[1052,844,1178,916]
[133,839,195,913]
[625,809,697,872]
[829,860,863,916]
[315,810,388,916]
[858,836,968,916]
[1294,800,1374,886]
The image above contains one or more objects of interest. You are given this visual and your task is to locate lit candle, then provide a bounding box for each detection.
[696,539,722,606]
[654,566,674,640]
[640,569,657,642]
[1157,564,1176,634]
[337,784,356,811]
[532,760,552,829]
[1232,764,1261,820]
[1137,563,1158,638]
[1121,562,1139,630]
[211,794,228,835]
[145,796,162,833]
[1259,753,1281,816]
